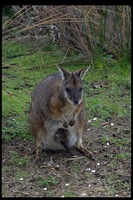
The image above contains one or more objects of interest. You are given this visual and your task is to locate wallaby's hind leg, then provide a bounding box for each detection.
[29,108,44,163]
[30,125,44,164]
[35,130,43,164]
[75,129,93,159]
[74,106,94,160]
[76,143,93,159]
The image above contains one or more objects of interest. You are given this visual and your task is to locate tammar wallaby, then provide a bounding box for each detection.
[29,65,93,163]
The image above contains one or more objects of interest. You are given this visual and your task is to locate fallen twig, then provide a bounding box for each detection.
[67,156,86,161]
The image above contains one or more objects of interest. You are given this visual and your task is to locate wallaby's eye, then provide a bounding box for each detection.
[79,88,83,92]
[66,88,71,93]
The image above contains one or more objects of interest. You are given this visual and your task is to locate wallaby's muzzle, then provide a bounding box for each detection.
[74,99,80,105]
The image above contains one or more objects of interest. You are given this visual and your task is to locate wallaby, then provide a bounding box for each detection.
[54,128,69,150]
[29,65,93,163]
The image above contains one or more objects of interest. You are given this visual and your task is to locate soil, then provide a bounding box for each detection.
[2,117,131,197]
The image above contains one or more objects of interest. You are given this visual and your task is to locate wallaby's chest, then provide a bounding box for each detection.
[62,103,77,120]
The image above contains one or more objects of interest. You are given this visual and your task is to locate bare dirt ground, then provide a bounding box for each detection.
[2,117,131,197]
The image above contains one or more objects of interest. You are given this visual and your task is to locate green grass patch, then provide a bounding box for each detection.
[84,65,131,122]
[104,175,130,196]
[37,175,58,187]
[70,163,80,173]
[63,191,75,197]
[2,40,131,143]
[9,151,29,166]
[13,168,28,183]
[100,134,130,147]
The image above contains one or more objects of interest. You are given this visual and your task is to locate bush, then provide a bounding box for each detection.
[2,5,131,64]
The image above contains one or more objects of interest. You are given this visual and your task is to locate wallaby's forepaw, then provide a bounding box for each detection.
[63,121,69,128]
[69,120,75,126]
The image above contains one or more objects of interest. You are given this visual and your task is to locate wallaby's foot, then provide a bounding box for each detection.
[35,156,42,165]
[76,144,95,161]
[69,120,75,126]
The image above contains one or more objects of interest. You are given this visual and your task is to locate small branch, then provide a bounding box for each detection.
[61,47,70,63]
[2,63,19,68]
[67,156,86,161]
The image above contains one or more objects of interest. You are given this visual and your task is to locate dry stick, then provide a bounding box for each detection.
[3,12,84,42]
[40,156,87,168]
[61,47,70,63]
[2,5,32,29]
[3,6,66,41]
[26,11,70,30]
[40,55,44,65]
[2,63,18,68]
[2,7,33,44]
[67,156,86,161]
[18,16,84,34]
[34,5,65,21]
[40,157,53,168]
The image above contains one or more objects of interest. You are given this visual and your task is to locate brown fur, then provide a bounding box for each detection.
[29,65,92,163]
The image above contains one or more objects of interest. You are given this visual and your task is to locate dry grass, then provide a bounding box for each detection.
[2,5,131,63]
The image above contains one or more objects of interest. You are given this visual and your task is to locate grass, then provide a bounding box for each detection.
[13,168,28,183]
[2,6,131,64]
[2,40,131,141]
[2,39,131,197]
[37,175,58,187]
[70,163,80,173]
[84,70,131,126]
[2,41,64,142]
[9,151,29,166]
[63,191,75,197]
[104,175,130,196]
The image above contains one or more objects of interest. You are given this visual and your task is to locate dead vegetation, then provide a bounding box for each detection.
[2,5,131,62]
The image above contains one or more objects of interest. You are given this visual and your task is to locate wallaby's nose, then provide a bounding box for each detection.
[74,100,79,105]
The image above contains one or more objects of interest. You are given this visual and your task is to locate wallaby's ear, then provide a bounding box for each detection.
[74,66,90,80]
[56,64,71,80]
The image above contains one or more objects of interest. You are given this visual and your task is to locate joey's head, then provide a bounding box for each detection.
[57,65,90,105]
[54,128,69,149]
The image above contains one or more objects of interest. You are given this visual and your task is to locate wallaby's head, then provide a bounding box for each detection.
[54,128,69,149]
[57,65,89,105]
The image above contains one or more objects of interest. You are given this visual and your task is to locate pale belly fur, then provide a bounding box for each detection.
[42,101,77,150]
[42,109,78,150]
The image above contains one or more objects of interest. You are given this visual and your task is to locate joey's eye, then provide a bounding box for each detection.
[66,88,71,93]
